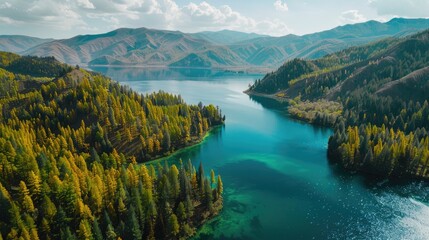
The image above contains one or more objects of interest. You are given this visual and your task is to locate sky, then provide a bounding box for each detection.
[0,0,428,39]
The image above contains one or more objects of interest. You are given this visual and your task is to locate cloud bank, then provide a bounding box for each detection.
[0,0,291,38]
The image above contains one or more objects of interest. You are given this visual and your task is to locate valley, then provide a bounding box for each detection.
[2,2,429,239]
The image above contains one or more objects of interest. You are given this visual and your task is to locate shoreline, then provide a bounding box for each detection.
[86,64,273,74]
[244,89,336,127]
[243,89,289,103]
[143,125,222,165]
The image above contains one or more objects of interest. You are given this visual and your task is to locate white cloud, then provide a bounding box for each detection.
[340,10,367,24]
[0,0,292,38]
[0,2,11,9]
[182,2,253,28]
[0,17,16,24]
[369,0,429,18]
[180,1,290,35]
[274,0,289,12]
[77,0,95,9]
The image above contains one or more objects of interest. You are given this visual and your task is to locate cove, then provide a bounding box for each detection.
[90,66,429,239]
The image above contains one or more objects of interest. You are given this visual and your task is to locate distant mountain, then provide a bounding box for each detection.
[0,35,52,53]
[23,28,247,68]
[190,30,267,45]
[231,18,429,66]
[10,18,429,68]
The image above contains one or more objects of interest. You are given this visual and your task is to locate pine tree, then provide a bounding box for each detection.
[105,224,117,240]
[169,165,180,199]
[210,169,215,187]
[215,175,223,200]
[23,195,35,213]
[168,213,180,237]
[197,162,205,195]
[92,218,103,240]
[27,171,41,201]
[217,175,223,195]
[78,219,93,240]
[126,206,142,240]
[61,227,76,240]
[162,129,171,151]
[204,179,213,212]
[176,202,186,223]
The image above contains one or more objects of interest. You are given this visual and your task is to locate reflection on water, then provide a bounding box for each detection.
[92,67,429,240]
[248,95,288,110]
[90,66,263,82]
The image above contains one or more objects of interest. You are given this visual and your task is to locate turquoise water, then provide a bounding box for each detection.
[91,66,429,239]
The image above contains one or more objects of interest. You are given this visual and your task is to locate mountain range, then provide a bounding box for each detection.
[1,18,429,69]
[0,35,52,53]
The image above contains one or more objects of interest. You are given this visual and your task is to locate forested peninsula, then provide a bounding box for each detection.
[0,52,224,239]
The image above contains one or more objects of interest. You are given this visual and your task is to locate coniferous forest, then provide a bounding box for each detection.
[0,52,224,239]
[248,29,429,179]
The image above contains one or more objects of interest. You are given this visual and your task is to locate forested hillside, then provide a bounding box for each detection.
[0,52,224,239]
[248,29,429,179]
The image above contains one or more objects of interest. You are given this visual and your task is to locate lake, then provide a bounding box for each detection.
[90,66,429,239]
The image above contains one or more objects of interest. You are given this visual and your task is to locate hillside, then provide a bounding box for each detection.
[0,52,224,239]
[190,30,267,45]
[248,30,429,179]
[229,18,429,66]
[12,18,429,68]
[23,28,246,68]
[0,35,52,53]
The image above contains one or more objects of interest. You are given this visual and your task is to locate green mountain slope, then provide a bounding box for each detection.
[248,30,429,179]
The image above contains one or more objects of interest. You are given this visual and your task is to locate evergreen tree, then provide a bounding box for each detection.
[168,213,180,237]
[126,206,142,240]
[78,219,93,240]
[176,202,186,223]
[210,169,215,187]
[92,218,103,240]
[105,224,117,240]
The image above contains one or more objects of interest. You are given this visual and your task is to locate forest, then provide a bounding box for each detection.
[0,52,224,239]
[248,29,429,179]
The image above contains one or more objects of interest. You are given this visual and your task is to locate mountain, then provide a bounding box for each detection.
[23,27,247,68]
[11,18,429,68]
[0,35,52,53]
[248,29,429,179]
[231,18,429,66]
[190,29,267,45]
[249,28,429,101]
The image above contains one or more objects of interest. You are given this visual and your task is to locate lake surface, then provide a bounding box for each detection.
[91,66,429,240]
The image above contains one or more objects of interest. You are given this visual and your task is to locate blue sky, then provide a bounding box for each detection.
[0,0,428,39]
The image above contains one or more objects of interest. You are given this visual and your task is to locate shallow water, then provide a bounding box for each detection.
[91,66,429,240]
